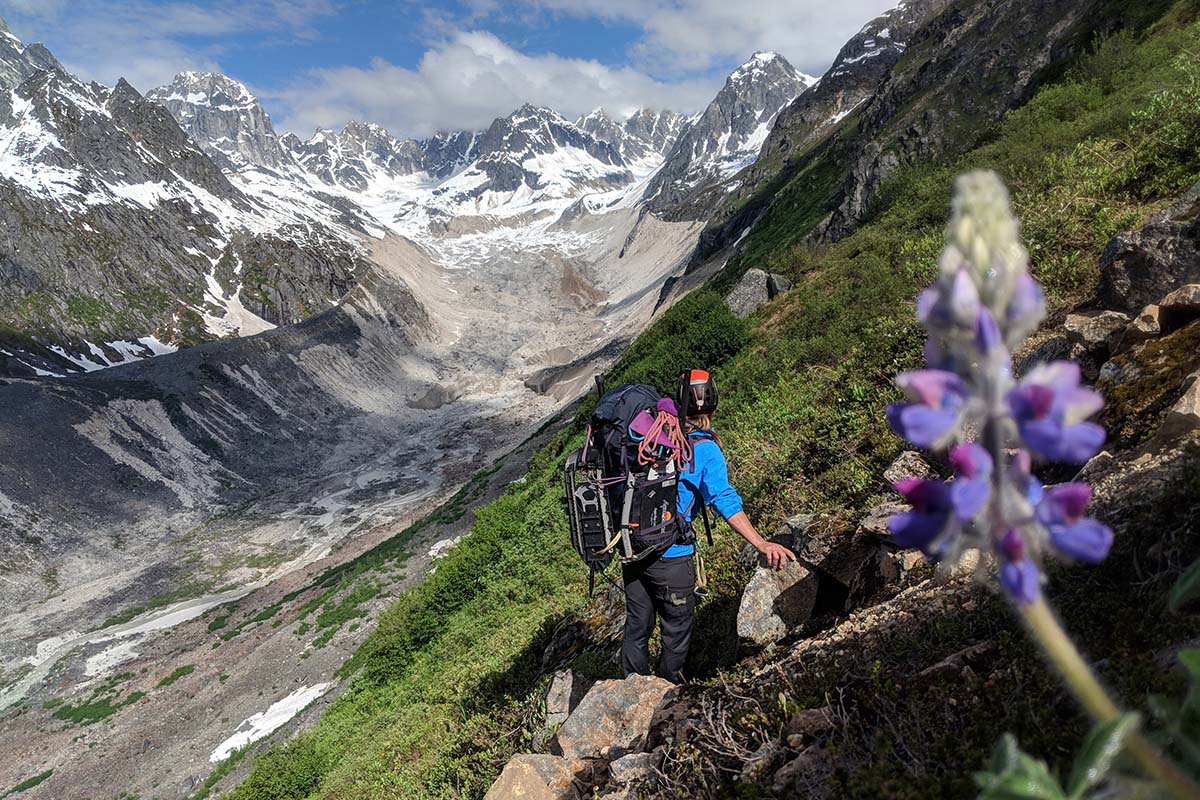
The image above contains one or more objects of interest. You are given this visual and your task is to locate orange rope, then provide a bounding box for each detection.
[636,410,693,470]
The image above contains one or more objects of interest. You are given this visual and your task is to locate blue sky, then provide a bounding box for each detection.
[0,0,897,138]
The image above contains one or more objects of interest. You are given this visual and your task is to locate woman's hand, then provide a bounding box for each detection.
[759,541,798,569]
[726,511,798,569]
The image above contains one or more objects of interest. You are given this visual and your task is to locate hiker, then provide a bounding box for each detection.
[620,369,797,683]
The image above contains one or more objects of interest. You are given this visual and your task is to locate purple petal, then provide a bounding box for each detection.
[950,442,992,479]
[1056,422,1106,464]
[917,286,940,325]
[1045,483,1092,521]
[1018,417,1065,457]
[1006,273,1045,326]
[888,403,960,449]
[1030,361,1082,394]
[1000,559,1041,605]
[1009,384,1056,421]
[950,477,989,521]
[887,511,948,551]
[999,528,1026,561]
[1062,387,1104,425]
[895,370,966,408]
[974,308,1003,355]
[1050,519,1113,563]
[949,269,981,324]
[893,477,950,510]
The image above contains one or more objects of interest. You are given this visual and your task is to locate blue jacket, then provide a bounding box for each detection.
[663,432,743,558]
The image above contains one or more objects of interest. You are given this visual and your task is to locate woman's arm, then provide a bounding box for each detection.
[726,511,797,569]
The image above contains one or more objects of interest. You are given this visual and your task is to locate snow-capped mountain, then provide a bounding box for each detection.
[146,71,290,170]
[576,107,685,167]
[0,23,381,376]
[759,0,949,164]
[644,51,816,213]
[283,121,426,191]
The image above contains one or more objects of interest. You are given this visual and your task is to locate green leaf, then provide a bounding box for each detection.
[1067,713,1139,798]
[992,733,1022,774]
[1178,649,1200,682]
[1168,558,1200,611]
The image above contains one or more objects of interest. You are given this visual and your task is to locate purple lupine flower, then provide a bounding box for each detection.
[1008,362,1105,464]
[885,170,1112,606]
[948,443,992,521]
[1036,483,1114,563]
[918,268,981,333]
[1004,273,1046,346]
[889,478,958,556]
[998,529,1040,605]
[886,370,969,449]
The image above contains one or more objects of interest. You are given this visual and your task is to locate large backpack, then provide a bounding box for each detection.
[563,378,707,591]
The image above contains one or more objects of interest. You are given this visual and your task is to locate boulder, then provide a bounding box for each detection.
[883,450,934,485]
[1099,179,1200,312]
[725,268,792,318]
[1154,370,1200,443]
[737,560,819,645]
[1064,310,1130,352]
[739,739,787,785]
[785,705,836,745]
[771,744,833,797]
[1016,333,1071,377]
[554,675,678,760]
[545,669,582,728]
[789,516,883,589]
[857,500,907,538]
[608,750,663,785]
[1160,284,1200,333]
[483,754,599,800]
[1117,304,1162,352]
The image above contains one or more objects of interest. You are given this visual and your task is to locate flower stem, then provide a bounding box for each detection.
[1020,598,1200,799]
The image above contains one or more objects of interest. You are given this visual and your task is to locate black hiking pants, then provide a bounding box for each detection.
[621,553,696,683]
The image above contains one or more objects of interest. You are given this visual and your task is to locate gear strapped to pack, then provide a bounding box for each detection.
[562,377,709,592]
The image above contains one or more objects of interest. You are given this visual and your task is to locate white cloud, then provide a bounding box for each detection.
[266,30,720,139]
[490,0,900,78]
[1,0,336,91]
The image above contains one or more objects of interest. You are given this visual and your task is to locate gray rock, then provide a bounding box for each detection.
[771,744,833,797]
[786,705,836,744]
[1064,310,1130,352]
[1160,284,1200,334]
[767,273,793,297]
[1117,304,1163,352]
[883,451,934,484]
[736,560,819,645]
[608,750,663,785]
[739,738,787,785]
[725,268,772,318]
[857,501,907,538]
[1016,334,1072,377]
[545,669,579,728]
[1155,370,1200,443]
[554,675,678,760]
[1099,180,1200,313]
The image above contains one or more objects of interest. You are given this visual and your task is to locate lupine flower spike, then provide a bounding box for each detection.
[884,170,1199,799]
[885,170,1111,603]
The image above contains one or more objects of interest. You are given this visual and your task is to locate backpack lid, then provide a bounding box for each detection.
[678,369,718,416]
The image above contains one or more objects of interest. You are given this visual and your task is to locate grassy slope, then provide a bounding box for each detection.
[226,5,1200,798]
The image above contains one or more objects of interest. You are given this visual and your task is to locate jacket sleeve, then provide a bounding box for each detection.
[697,441,744,520]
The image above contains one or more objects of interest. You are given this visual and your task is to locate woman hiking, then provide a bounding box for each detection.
[621,368,797,684]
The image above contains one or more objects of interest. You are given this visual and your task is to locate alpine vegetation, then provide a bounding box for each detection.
[886,171,1199,798]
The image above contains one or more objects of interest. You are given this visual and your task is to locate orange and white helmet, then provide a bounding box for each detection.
[677,368,718,417]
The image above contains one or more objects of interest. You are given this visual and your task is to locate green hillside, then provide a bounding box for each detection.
[222,4,1200,798]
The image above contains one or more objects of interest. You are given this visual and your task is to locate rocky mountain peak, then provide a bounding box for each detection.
[643,51,814,214]
[284,120,426,191]
[148,70,289,170]
[0,16,65,91]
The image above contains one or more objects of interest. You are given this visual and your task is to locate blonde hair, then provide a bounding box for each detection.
[686,414,722,447]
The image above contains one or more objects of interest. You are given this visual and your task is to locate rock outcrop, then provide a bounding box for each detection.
[737,560,819,645]
[1100,180,1200,312]
[725,268,793,318]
